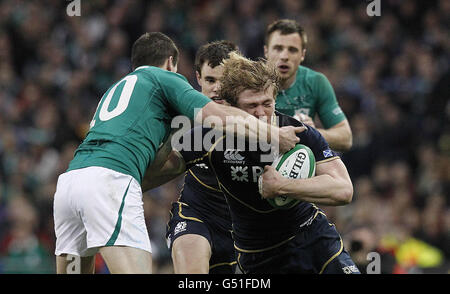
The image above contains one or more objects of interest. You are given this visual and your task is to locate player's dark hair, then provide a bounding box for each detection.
[265,19,307,50]
[194,40,238,76]
[131,32,179,70]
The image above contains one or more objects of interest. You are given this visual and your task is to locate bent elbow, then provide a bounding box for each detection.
[336,184,353,205]
[344,184,354,204]
[340,134,353,152]
[344,189,353,204]
[331,136,352,152]
[343,122,353,151]
[344,136,353,151]
[329,122,353,152]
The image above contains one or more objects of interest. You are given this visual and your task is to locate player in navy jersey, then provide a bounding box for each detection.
[149,52,359,274]
[166,41,238,274]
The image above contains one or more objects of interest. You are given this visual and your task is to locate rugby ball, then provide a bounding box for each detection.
[266,144,316,209]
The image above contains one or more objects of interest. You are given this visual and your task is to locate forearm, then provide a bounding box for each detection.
[142,172,182,191]
[141,151,186,192]
[317,125,352,152]
[277,174,353,206]
[224,112,278,146]
[198,102,279,145]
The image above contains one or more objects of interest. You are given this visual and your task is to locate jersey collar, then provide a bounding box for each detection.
[134,65,151,71]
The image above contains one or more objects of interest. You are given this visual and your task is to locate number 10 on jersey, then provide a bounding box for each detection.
[90,75,138,128]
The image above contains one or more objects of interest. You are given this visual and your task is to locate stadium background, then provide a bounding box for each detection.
[0,0,448,274]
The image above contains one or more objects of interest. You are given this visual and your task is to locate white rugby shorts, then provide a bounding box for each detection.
[53,166,151,257]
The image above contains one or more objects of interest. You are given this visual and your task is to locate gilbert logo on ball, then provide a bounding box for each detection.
[265,144,316,209]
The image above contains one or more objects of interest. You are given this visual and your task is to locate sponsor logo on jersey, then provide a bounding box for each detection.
[332,107,343,115]
[174,221,187,235]
[342,265,360,274]
[231,166,249,182]
[224,149,245,163]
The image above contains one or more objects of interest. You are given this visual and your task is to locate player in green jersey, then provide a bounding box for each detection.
[53,32,302,274]
[264,19,353,152]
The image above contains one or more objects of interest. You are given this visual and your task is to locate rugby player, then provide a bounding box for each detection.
[265,19,353,152]
[53,32,302,274]
[151,52,359,273]
[166,40,238,274]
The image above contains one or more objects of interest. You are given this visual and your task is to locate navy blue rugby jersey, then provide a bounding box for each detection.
[180,163,231,233]
[175,111,339,252]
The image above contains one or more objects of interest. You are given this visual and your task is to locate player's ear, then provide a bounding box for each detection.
[263,45,269,59]
[196,71,202,87]
[300,49,306,63]
[166,56,177,73]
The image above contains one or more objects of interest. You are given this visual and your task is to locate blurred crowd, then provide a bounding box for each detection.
[0,0,448,274]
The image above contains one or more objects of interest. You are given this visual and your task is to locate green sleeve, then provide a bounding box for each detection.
[313,73,347,129]
[158,70,211,121]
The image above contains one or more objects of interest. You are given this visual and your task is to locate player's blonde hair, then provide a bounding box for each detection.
[218,52,280,106]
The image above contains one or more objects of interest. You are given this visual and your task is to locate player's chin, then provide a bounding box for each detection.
[279,71,295,81]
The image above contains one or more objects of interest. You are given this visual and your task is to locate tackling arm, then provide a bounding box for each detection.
[141,150,186,192]
[141,138,187,192]
[199,101,304,154]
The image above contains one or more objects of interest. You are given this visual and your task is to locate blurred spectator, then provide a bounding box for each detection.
[0,0,448,273]
[0,194,54,273]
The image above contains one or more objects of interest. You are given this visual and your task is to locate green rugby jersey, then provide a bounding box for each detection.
[67,66,211,184]
[275,65,346,129]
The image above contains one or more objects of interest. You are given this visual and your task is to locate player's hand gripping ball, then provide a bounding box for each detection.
[261,144,316,209]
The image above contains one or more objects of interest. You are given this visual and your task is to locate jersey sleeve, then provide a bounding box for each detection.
[157,70,211,121]
[278,112,338,163]
[298,124,339,163]
[313,73,347,129]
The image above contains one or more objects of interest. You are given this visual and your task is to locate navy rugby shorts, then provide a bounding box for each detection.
[236,212,360,274]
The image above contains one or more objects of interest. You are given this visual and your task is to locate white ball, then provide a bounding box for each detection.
[266,144,316,209]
